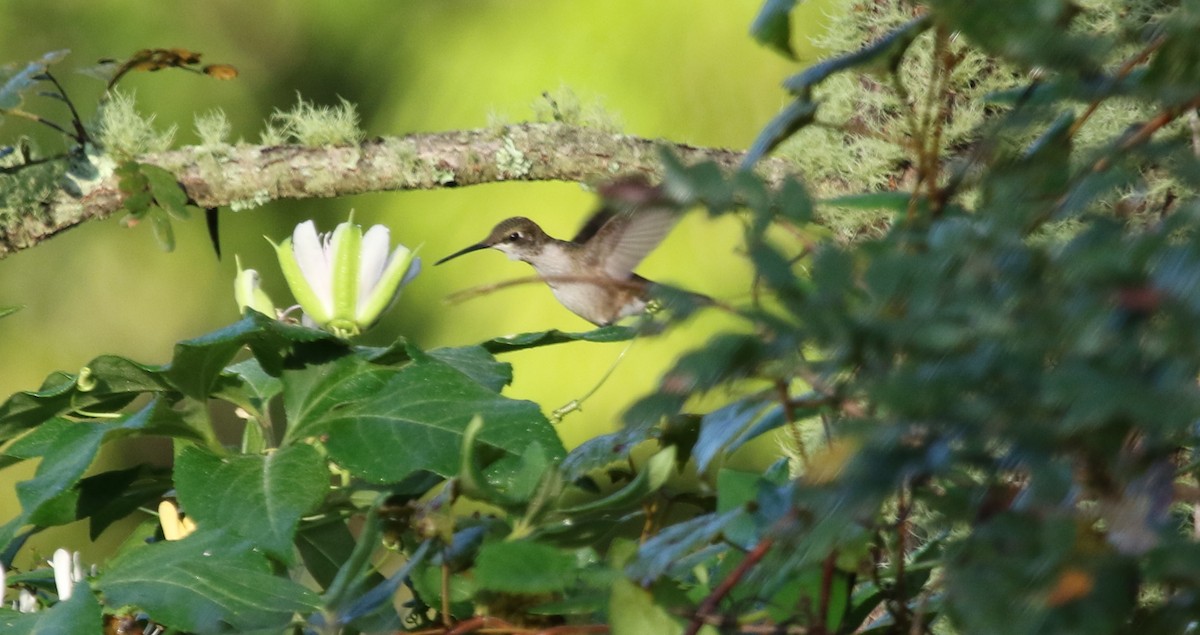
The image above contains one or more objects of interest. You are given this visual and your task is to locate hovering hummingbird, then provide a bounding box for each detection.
[435,178,689,326]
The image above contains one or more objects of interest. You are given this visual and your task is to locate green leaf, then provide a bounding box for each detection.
[212,357,282,417]
[610,577,683,635]
[749,0,797,59]
[141,163,190,219]
[317,351,564,483]
[782,15,931,97]
[296,519,366,591]
[474,540,576,593]
[167,311,343,401]
[428,345,512,392]
[96,532,320,633]
[0,355,171,442]
[0,305,22,319]
[480,324,638,355]
[559,446,675,515]
[741,98,817,168]
[626,509,740,585]
[175,444,328,563]
[693,399,770,472]
[0,581,103,635]
[282,354,399,443]
[10,418,107,528]
[76,464,172,540]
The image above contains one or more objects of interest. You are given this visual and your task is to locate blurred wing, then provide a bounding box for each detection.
[571,208,615,244]
[589,205,679,279]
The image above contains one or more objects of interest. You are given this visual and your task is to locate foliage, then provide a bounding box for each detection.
[3,1,1200,634]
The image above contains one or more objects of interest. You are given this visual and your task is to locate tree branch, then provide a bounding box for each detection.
[0,122,796,258]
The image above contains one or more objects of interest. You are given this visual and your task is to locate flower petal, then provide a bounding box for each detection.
[51,548,73,600]
[358,243,420,327]
[357,224,391,312]
[291,221,333,317]
[329,220,363,331]
[274,237,331,325]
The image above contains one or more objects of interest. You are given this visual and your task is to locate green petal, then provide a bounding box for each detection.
[272,237,332,325]
[358,245,420,327]
[329,222,363,328]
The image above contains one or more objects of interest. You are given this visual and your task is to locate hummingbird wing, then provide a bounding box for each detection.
[571,208,615,244]
[586,205,679,279]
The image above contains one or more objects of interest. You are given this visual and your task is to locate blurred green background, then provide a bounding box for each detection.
[0,1,831,559]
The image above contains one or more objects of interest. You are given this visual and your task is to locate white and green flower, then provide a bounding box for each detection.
[271,219,420,338]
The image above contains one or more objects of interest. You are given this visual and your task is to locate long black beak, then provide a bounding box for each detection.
[435,242,490,265]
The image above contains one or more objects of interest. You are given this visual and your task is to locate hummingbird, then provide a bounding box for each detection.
[435,178,687,326]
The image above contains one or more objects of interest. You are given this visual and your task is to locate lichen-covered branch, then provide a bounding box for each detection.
[0,122,795,258]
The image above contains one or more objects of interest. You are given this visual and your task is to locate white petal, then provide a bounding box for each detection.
[291,220,333,315]
[18,588,36,612]
[0,561,6,599]
[71,552,83,584]
[357,225,390,312]
[51,548,72,600]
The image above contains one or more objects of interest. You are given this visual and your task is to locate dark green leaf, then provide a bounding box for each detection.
[296,519,366,591]
[428,345,512,392]
[559,446,675,515]
[141,163,190,219]
[0,355,171,442]
[282,354,399,443]
[76,464,172,540]
[165,320,258,399]
[318,351,563,483]
[741,98,817,168]
[627,509,740,585]
[749,0,797,59]
[480,325,637,355]
[0,581,102,635]
[11,418,108,528]
[175,444,328,563]
[96,532,320,633]
[693,399,770,471]
[782,15,931,96]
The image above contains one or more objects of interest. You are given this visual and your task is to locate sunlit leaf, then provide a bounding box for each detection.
[474,540,576,593]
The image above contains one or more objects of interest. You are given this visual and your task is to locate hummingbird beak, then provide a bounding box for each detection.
[434,242,491,266]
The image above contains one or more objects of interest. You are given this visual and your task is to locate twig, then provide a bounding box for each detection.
[1067,34,1167,140]
[683,533,778,635]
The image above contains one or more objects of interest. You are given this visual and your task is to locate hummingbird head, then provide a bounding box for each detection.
[435,217,549,265]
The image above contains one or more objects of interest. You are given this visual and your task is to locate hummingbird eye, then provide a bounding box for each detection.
[506,232,523,242]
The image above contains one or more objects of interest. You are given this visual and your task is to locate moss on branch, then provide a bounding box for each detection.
[0,122,794,258]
